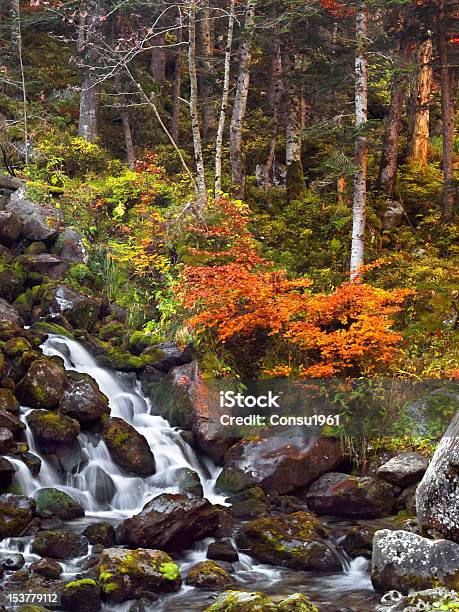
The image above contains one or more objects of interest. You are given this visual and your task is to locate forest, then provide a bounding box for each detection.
[0,0,458,611]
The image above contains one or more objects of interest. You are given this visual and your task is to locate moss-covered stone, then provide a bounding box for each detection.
[0,493,36,538]
[31,321,75,339]
[0,388,20,414]
[3,336,32,357]
[277,594,319,612]
[98,321,125,342]
[16,358,68,409]
[35,487,85,520]
[102,417,155,476]
[186,560,232,589]
[205,590,277,611]
[61,577,101,612]
[32,530,88,560]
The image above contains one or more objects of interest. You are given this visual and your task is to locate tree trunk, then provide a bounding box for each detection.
[171,18,183,145]
[150,31,166,84]
[350,1,368,279]
[198,0,215,142]
[407,34,432,166]
[120,108,135,168]
[282,41,306,201]
[262,42,283,196]
[229,0,255,198]
[378,22,413,196]
[214,0,235,198]
[188,0,208,208]
[437,0,455,222]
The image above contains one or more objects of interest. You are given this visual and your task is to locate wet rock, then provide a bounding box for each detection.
[117,492,224,552]
[27,410,81,475]
[377,452,428,487]
[41,285,100,330]
[202,590,275,611]
[342,525,377,558]
[35,488,85,520]
[61,577,101,612]
[59,373,109,427]
[185,560,232,589]
[218,431,345,494]
[0,299,22,324]
[3,337,32,357]
[175,467,203,497]
[98,547,181,604]
[235,512,342,572]
[277,594,319,611]
[102,417,155,477]
[29,557,63,579]
[6,186,63,241]
[305,473,398,519]
[1,553,25,570]
[56,228,88,264]
[227,486,268,519]
[0,426,14,452]
[83,523,115,547]
[207,540,239,563]
[82,464,116,506]
[0,388,20,414]
[417,411,459,541]
[0,494,36,538]
[0,457,16,493]
[32,530,88,560]
[403,588,459,610]
[0,210,22,246]
[19,254,68,280]
[17,452,41,476]
[16,359,68,409]
[371,529,459,594]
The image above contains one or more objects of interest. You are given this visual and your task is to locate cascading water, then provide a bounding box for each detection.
[4,333,375,610]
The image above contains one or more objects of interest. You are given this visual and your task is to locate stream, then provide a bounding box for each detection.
[3,335,378,610]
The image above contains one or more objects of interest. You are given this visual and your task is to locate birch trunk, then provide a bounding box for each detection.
[262,42,283,196]
[229,0,255,198]
[171,18,183,145]
[407,35,432,166]
[437,0,455,222]
[189,0,208,208]
[198,0,215,141]
[214,0,235,198]
[350,1,368,279]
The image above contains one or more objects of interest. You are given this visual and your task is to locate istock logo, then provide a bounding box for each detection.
[219,390,281,408]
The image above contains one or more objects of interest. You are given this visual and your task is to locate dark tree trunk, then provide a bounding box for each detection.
[150,31,166,84]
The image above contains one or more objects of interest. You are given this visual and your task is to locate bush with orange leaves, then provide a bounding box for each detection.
[178,198,412,378]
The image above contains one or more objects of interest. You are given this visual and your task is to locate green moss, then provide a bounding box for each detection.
[286,160,306,201]
[159,562,180,581]
[101,581,119,593]
[32,321,75,339]
[99,571,113,582]
[65,578,97,589]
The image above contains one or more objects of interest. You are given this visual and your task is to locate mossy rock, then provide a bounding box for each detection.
[277,594,319,611]
[102,417,155,476]
[0,260,26,302]
[35,487,85,520]
[61,577,101,612]
[0,388,20,414]
[16,358,68,409]
[185,560,232,589]
[205,590,277,611]
[3,337,32,357]
[27,410,80,442]
[24,241,47,255]
[0,493,36,538]
[32,530,88,560]
[98,321,125,342]
[31,321,75,339]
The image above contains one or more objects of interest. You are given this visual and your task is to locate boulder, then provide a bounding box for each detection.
[371,529,459,594]
[16,359,68,409]
[417,411,459,541]
[61,578,101,612]
[0,388,20,413]
[305,473,398,519]
[204,591,318,612]
[218,431,345,495]
[342,525,378,559]
[277,594,319,611]
[0,262,26,302]
[83,522,115,547]
[235,512,342,572]
[32,530,88,559]
[0,494,35,538]
[35,488,85,520]
[59,373,109,427]
[1,553,25,570]
[29,557,63,579]
[0,457,15,493]
[102,417,155,477]
[56,228,88,264]
[227,487,268,519]
[18,254,68,280]
[41,285,100,329]
[377,452,428,487]
[0,299,22,324]
[6,187,63,241]
[0,426,14,452]
[3,336,32,357]
[207,540,239,563]
[82,464,115,506]
[17,451,41,476]
[27,410,81,474]
[0,409,25,434]
[175,467,203,497]
[185,560,232,589]
[0,210,22,246]
[117,492,224,552]
[98,547,181,604]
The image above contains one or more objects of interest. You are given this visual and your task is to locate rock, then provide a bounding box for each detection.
[0,175,24,191]
[417,411,459,541]
[83,523,115,547]
[175,467,203,497]
[0,299,22,324]
[0,426,14,452]
[61,578,101,612]
[3,336,32,357]
[41,285,100,330]
[185,560,232,589]
[6,186,63,241]
[0,457,17,493]
[0,262,26,302]
[403,588,459,610]
[35,488,85,520]
[377,452,428,487]
[218,431,344,495]
[227,487,268,519]
[0,494,35,538]
[277,594,319,611]
[342,525,377,559]
[16,359,68,409]
[81,464,116,506]
[235,512,341,572]
[0,388,20,413]
[0,409,24,434]
[397,483,418,515]
[27,410,81,475]
[203,591,277,611]
[56,228,88,263]
[29,557,63,579]
[17,452,41,476]
[207,540,239,563]
[98,547,181,604]
[0,210,22,246]
[32,530,88,560]
[117,493,224,552]
[102,417,155,477]
[371,529,459,594]
[59,373,109,427]
[149,342,193,372]
[305,473,398,519]
[20,254,68,280]
[1,553,25,570]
